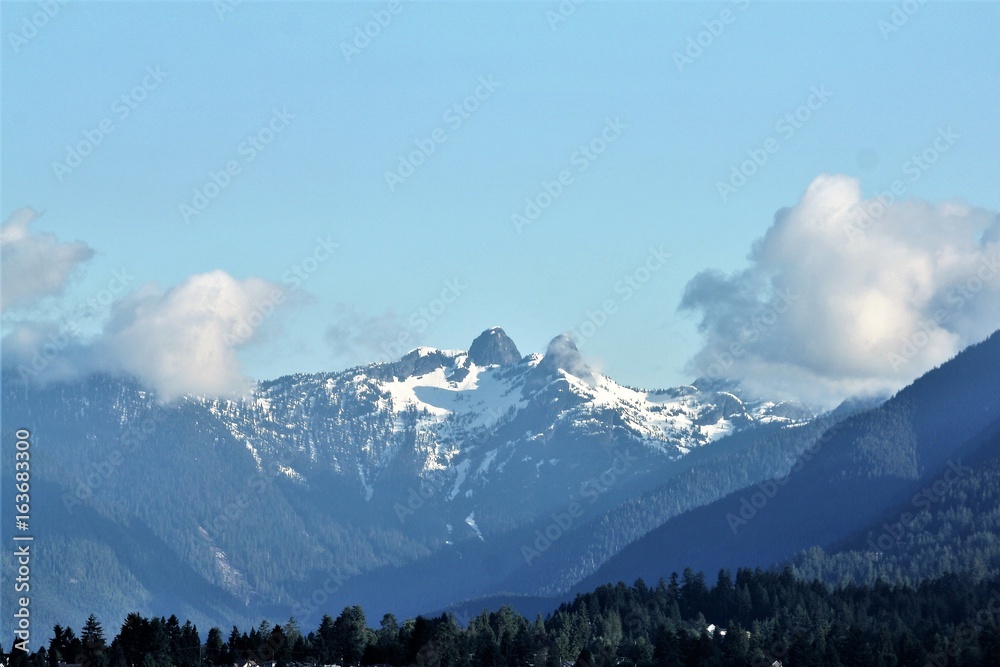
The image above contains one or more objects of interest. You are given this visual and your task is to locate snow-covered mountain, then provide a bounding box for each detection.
[199,328,810,535]
[0,327,817,635]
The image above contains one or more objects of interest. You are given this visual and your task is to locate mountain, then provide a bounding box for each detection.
[467,326,521,366]
[579,329,1000,594]
[0,327,818,637]
[791,410,1000,586]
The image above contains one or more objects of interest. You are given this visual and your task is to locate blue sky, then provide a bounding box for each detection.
[3,1,999,404]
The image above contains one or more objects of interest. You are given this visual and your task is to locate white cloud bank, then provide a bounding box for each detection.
[324,304,413,366]
[680,174,1000,408]
[1,208,94,309]
[93,271,283,401]
[2,209,286,401]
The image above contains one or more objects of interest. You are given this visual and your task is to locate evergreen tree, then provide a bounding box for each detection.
[81,615,108,667]
[374,613,403,666]
[204,628,224,666]
[334,606,369,666]
[315,615,336,665]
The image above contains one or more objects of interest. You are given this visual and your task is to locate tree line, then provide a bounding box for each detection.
[7,567,1000,667]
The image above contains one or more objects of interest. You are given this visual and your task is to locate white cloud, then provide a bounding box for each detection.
[93,270,285,401]
[2,319,95,383]
[1,210,293,400]
[680,174,1000,408]
[324,305,413,365]
[1,208,94,310]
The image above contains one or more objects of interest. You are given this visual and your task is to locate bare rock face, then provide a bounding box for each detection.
[467,327,521,366]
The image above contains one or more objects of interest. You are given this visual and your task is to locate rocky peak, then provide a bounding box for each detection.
[540,334,593,380]
[467,327,521,366]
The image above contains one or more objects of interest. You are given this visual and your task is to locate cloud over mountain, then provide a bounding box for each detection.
[2,211,285,401]
[680,174,1000,407]
[0,208,94,309]
[93,271,283,401]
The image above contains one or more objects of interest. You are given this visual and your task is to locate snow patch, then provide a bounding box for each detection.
[448,459,471,500]
[278,464,304,482]
[358,465,374,501]
[478,449,499,475]
[465,511,485,541]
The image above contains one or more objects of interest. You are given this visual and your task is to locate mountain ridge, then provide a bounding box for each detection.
[576,329,1000,595]
[1,326,816,634]
[6,327,997,640]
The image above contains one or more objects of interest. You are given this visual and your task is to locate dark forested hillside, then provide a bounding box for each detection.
[3,329,997,643]
[9,569,1000,667]
[578,331,1000,594]
[792,413,1000,586]
[0,334,825,636]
